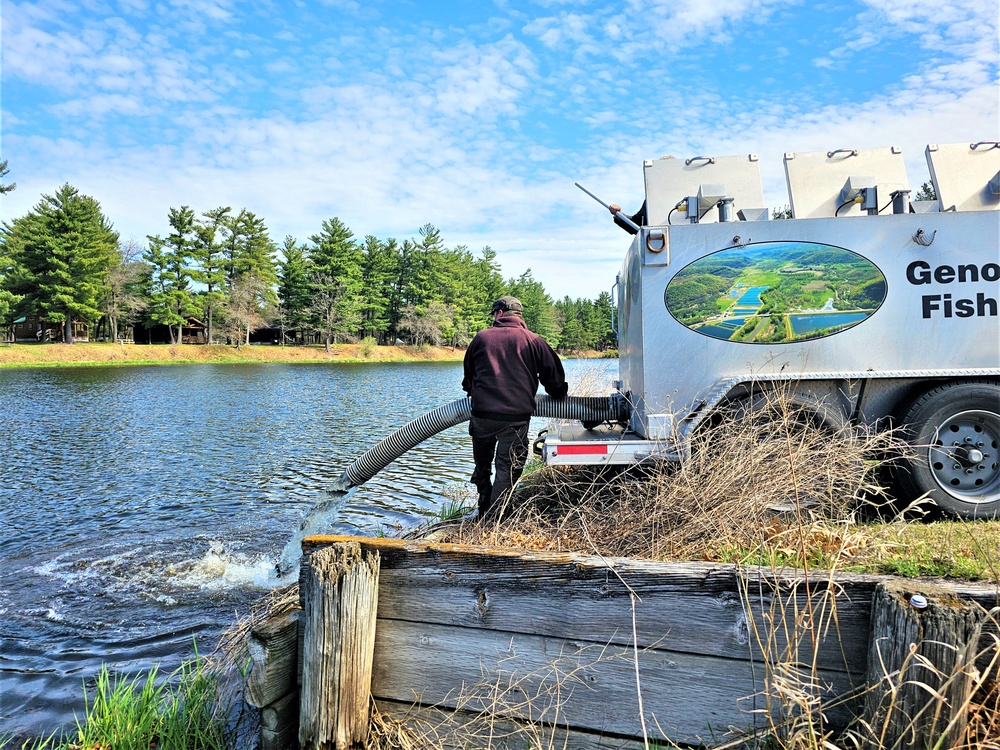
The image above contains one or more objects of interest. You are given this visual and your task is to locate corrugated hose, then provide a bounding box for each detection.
[337,394,625,489]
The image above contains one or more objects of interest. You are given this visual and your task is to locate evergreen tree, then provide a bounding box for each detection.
[226,209,278,291]
[359,235,395,342]
[914,181,937,201]
[277,236,312,344]
[0,159,15,194]
[438,246,479,346]
[2,184,118,343]
[509,268,559,341]
[387,238,417,341]
[477,247,506,305]
[191,206,231,344]
[309,217,362,337]
[145,206,198,344]
[409,224,446,308]
[592,291,616,349]
[0,232,22,327]
[307,271,360,350]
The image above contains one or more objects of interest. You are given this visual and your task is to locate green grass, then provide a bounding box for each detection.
[713,517,1000,582]
[6,656,229,750]
[436,497,474,523]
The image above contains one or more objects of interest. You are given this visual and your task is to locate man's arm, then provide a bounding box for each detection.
[461,341,477,395]
[535,340,568,399]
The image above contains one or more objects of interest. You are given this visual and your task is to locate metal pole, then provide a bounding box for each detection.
[574,182,641,233]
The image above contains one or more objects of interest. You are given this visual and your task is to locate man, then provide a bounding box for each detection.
[462,296,568,520]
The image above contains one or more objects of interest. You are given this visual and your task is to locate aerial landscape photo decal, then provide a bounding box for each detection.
[664,242,886,343]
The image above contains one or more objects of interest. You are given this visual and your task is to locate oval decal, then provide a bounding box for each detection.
[664,241,886,343]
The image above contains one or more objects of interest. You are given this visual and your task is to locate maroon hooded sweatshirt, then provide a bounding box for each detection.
[462,315,568,421]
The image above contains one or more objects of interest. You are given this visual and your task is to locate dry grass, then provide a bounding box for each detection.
[0,342,465,367]
[449,390,899,565]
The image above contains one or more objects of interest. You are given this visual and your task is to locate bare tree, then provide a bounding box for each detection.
[221,273,270,349]
[307,272,359,352]
[398,301,455,346]
[102,239,149,342]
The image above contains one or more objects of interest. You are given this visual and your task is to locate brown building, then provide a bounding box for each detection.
[12,316,89,342]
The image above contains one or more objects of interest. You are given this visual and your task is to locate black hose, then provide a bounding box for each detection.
[338,394,625,489]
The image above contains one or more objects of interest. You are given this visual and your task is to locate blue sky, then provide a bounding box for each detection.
[2,0,997,299]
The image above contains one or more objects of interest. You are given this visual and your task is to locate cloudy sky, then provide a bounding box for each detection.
[2,0,997,299]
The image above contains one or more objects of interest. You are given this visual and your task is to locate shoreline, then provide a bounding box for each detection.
[0,341,466,368]
[0,342,613,368]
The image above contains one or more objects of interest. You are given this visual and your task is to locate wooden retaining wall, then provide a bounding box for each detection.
[248,535,1000,749]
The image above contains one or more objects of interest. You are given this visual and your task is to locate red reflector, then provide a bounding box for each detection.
[557,444,608,455]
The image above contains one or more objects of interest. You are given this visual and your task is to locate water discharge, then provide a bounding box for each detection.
[275,488,352,577]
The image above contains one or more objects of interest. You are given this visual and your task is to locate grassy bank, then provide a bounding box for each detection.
[0,341,466,367]
[3,657,231,750]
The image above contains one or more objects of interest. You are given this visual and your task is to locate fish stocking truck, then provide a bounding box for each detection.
[335,142,999,519]
[550,142,1000,519]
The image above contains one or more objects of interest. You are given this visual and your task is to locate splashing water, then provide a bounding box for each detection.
[275,488,354,577]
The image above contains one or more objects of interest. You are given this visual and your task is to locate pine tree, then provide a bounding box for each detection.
[2,184,118,343]
[191,206,231,344]
[0,232,22,328]
[509,269,559,341]
[219,210,277,345]
[309,217,362,340]
[277,236,312,344]
[0,159,15,194]
[592,291,616,349]
[359,235,395,342]
[145,206,198,344]
[387,238,417,341]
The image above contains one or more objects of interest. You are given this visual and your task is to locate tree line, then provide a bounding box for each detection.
[0,183,617,351]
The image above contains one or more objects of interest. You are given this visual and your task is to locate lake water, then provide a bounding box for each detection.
[0,359,611,737]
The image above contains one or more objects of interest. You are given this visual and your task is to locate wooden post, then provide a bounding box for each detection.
[299,541,380,750]
[864,581,985,750]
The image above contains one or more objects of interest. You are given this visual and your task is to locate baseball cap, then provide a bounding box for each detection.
[492,296,523,314]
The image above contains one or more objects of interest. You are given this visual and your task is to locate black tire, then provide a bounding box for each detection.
[896,381,1000,518]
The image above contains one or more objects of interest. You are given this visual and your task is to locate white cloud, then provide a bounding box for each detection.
[2,0,996,301]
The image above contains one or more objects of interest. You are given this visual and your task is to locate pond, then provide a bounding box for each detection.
[787,311,870,335]
[0,359,612,737]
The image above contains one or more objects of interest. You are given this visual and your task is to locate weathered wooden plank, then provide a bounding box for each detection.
[247,611,300,708]
[370,617,855,746]
[374,697,652,750]
[300,535,999,747]
[305,535,875,675]
[898,581,1000,676]
[300,542,381,750]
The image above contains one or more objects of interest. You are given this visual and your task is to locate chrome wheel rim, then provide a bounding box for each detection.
[928,409,1000,503]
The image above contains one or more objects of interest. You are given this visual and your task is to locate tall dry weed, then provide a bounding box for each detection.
[454,386,900,563]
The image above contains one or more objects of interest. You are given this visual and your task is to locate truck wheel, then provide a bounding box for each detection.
[896,381,1000,518]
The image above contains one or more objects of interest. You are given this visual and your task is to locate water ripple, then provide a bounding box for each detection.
[0,358,615,734]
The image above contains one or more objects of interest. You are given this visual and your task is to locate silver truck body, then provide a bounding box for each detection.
[545,143,1000,516]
